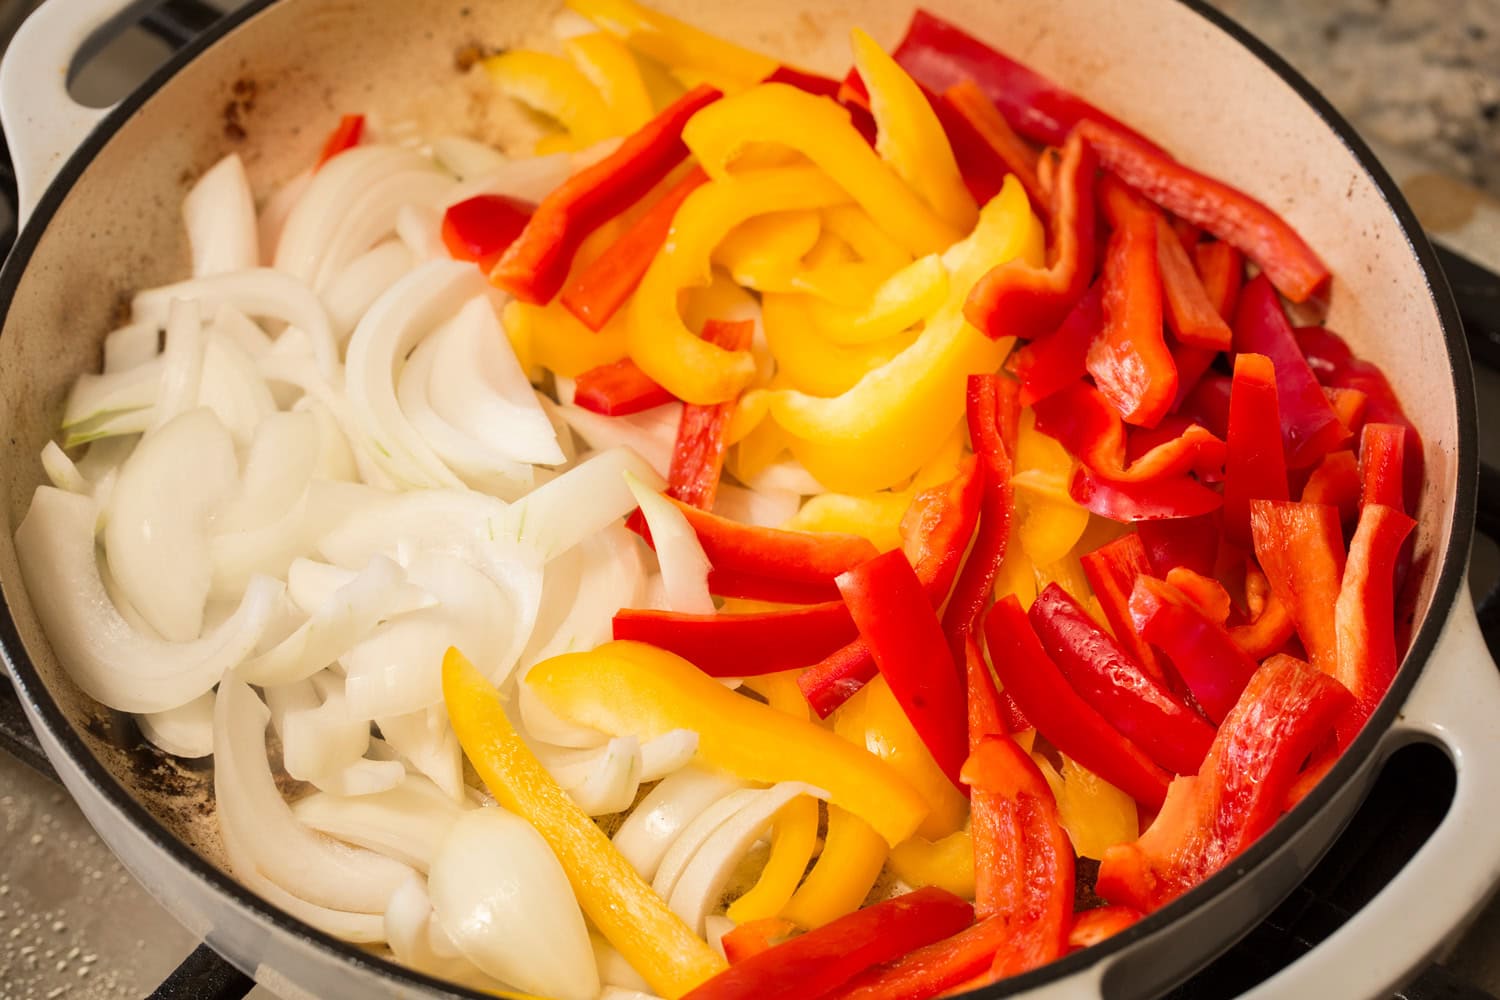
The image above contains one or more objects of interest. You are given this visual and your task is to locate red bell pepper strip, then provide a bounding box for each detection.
[1294,325,1354,383]
[1034,382,1223,483]
[1030,583,1215,775]
[572,357,676,416]
[1171,218,1202,254]
[1068,907,1144,951]
[613,601,857,678]
[721,918,798,965]
[928,86,1022,208]
[441,194,535,272]
[1070,467,1223,523]
[1075,120,1330,303]
[667,319,755,509]
[887,9,1154,148]
[1301,449,1361,530]
[830,913,1025,1000]
[1331,358,1423,516]
[1249,499,1346,678]
[1223,352,1290,549]
[1169,344,1219,413]
[1325,386,1369,444]
[1232,274,1348,468]
[561,166,710,331]
[1227,560,1297,659]
[838,550,970,788]
[491,85,721,304]
[965,735,1075,977]
[1179,372,1232,441]
[984,595,1170,809]
[1156,215,1232,351]
[964,131,1097,342]
[1129,575,1259,724]
[315,113,364,169]
[941,375,1015,659]
[1096,654,1352,912]
[1333,502,1417,745]
[1088,177,1177,427]
[964,635,1027,746]
[1163,567,1233,626]
[1193,239,1244,321]
[1136,512,1220,579]
[1010,281,1104,407]
[634,496,879,604]
[938,80,1047,216]
[683,886,974,1000]
[766,64,843,98]
[1081,533,1168,685]
[1359,422,1407,512]
[799,458,984,717]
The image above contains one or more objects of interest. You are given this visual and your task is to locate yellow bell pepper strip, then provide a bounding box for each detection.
[779,806,889,930]
[503,297,629,379]
[442,647,724,998]
[564,32,656,134]
[727,673,821,924]
[1035,754,1141,862]
[683,83,965,257]
[566,0,778,91]
[484,50,615,146]
[835,676,968,841]
[782,491,907,554]
[804,254,948,347]
[628,166,849,404]
[526,641,930,846]
[887,827,975,898]
[762,294,910,398]
[850,28,977,234]
[765,176,1042,493]
[788,234,892,309]
[712,210,823,292]
[820,205,912,273]
[1012,406,1091,567]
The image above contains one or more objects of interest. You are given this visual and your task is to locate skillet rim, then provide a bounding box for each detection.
[0,0,1476,996]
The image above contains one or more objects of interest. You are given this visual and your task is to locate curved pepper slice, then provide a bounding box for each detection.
[1330,357,1423,511]
[485,50,615,147]
[683,83,964,256]
[443,648,724,998]
[985,595,1170,809]
[564,32,656,133]
[1163,567,1233,625]
[1223,352,1290,548]
[573,357,676,416]
[315,113,364,169]
[1077,120,1330,303]
[441,193,534,272]
[820,204,913,272]
[567,0,778,91]
[1301,450,1361,527]
[1228,563,1298,660]
[964,131,1097,342]
[713,209,824,292]
[804,254,949,347]
[776,808,888,930]
[1034,382,1224,484]
[493,84,721,304]
[1333,502,1416,744]
[503,298,630,378]
[762,294,911,398]
[528,641,929,846]
[851,28,977,233]
[1097,654,1352,912]
[1129,575,1259,724]
[1250,499,1345,677]
[629,166,849,404]
[1011,281,1104,407]
[1070,467,1223,522]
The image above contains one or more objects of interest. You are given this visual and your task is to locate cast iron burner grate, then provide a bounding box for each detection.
[2,2,1500,997]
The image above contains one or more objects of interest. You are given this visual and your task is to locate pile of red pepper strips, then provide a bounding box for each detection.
[424,7,1425,997]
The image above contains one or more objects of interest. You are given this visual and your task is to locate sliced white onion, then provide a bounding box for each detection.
[378,706,465,802]
[626,472,713,615]
[62,358,163,431]
[215,410,320,533]
[286,558,354,614]
[741,456,826,497]
[396,203,448,263]
[317,489,510,569]
[294,772,467,871]
[102,321,160,373]
[713,482,801,530]
[502,447,663,562]
[429,808,600,1000]
[184,153,259,277]
[210,302,274,358]
[311,169,454,291]
[132,268,338,379]
[280,677,372,783]
[612,768,748,881]
[104,408,237,641]
[323,240,415,343]
[385,874,507,990]
[430,135,509,182]
[311,758,408,797]
[213,674,415,913]
[296,397,360,482]
[444,153,572,207]
[652,788,761,903]
[599,989,663,1000]
[590,934,654,994]
[242,555,431,687]
[520,522,644,670]
[564,736,642,816]
[343,260,489,488]
[258,168,313,265]
[40,442,87,495]
[198,329,277,446]
[705,915,735,961]
[556,403,680,480]
[136,690,215,759]
[668,782,823,934]
[150,299,206,431]
[640,729,699,782]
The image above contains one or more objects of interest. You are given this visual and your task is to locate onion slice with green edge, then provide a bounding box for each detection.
[184,153,259,277]
[428,808,600,1000]
[502,447,663,562]
[626,471,714,615]
[137,690,215,759]
[62,358,162,431]
[103,408,238,642]
[611,767,748,881]
[132,268,338,378]
[293,772,469,872]
[667,782,825,935]
[213,673,415,913]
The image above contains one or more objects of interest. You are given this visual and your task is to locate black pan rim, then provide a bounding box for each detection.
[0,0,1477,997]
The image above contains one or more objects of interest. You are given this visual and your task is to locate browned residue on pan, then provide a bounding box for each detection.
[222,77,260,142]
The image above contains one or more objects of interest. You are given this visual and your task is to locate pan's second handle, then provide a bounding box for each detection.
[0,0,157,227]
[1240,591,1500,1000]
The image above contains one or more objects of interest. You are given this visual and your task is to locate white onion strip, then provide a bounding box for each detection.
[502,447,663,562]
[612,768,747,881]
[293,773,468,872]
[137,690,215,759]
[183,153,259,277]
[626,473,713,615]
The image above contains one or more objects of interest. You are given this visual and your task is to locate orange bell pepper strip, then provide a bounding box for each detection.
[938,80,1046,216]
[1163,567,1233,625]
[1250,499,1346,677]
[1228,562,1298,660]
[442,647,725,998]
[1156,214,1232,350]
[720,918,798,964]
[315,113,364,169]
[1332,502,1416,745]
[526,641,930,846]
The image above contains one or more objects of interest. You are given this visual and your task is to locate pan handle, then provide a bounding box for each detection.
[1237,588,1500,999]
[0,0,157,228]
